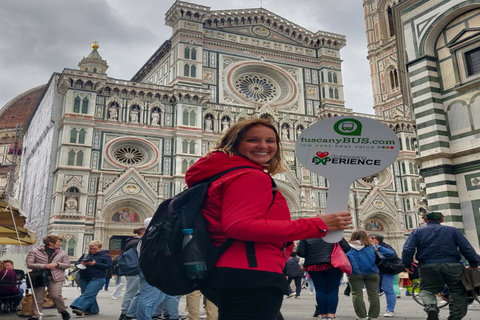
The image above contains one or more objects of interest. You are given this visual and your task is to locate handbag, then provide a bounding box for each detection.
[70,266,81,284]
[26,270,48,288]
[330,242,352,275]
[373,244,405,274]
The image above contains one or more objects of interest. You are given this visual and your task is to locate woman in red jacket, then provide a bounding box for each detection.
[185,118,352,320]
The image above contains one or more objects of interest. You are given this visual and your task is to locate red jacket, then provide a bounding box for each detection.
[185,152,328,275]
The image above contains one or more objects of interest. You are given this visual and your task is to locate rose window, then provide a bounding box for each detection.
[113,146,145,165]
[225,62,299,108]
[234,75,279,102]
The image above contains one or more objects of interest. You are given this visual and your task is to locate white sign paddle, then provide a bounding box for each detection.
[295,116,399,242]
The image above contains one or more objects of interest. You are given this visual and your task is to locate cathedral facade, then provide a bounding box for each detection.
[14,1,421,257]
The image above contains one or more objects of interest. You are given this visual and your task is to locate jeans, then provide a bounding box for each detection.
[309,268,343,314]
[126,272,166,320]
[154,295,180,318]
[305,274,315,293]
[121,275,140,313]
[419,263,467,320]
[348,273,380,319]
[381,273,396,312]
[71,277,106,314]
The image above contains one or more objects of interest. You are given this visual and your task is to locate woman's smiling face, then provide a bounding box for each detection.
[236,124,278,166]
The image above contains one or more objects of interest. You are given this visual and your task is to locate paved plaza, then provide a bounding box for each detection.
[2,284,479,320]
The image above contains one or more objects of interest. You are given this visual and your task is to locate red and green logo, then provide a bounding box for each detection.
[312,151,330,165]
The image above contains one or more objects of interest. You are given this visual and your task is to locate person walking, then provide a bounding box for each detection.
[125,218,167,320]
[346,230,395,320]
[297,237,350,320]
[285,252,304,299]
[185,290,218,320]
[119,227,145,320]
[402,211,480,320]
[25,235,71,320]
[368,234,401,317]
[185,118,352,320]
[70,240,112,316]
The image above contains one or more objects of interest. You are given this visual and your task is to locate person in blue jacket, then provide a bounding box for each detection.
[346,230,394,320]
[402,211,479,320]
[70,240,112,316]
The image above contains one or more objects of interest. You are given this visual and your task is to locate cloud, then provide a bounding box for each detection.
[0,0,374,114]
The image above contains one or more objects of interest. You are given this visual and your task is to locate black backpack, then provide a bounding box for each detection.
[139,166,276,295]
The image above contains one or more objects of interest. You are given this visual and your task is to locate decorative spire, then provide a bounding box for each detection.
[78,41,109,74]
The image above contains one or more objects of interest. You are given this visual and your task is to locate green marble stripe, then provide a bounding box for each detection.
[413,99,443,110]
[442,214,463,223]
[412,86,441,98]
[409,65,438,77]
[420,164,455,177]
[425,180,457,188]
[416,119,446,130]
[419,140,450,151]
[429,203,462,210]
[418,130,448,140]
[427,191,459,199]
[411,76,441,87]
[455,159,480,174]
[415,105,445,118]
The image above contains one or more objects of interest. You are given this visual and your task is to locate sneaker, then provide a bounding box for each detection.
[71,308,84,316]
[111,295,118,300]
[396,295,401,298]
[294,295,300,299]
[383,311,395,317]
[286,293,295,298]
[425,305,439,320]
[327,317,340,320]
[61,311,71,320]
[119,313,126,320]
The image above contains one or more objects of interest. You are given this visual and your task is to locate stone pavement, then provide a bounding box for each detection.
[2,284,479,320]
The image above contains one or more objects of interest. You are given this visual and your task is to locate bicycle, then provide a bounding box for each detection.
[411,281,480,307]
[411,281,450,308]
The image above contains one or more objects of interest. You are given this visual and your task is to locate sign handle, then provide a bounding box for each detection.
[322,180,351,243]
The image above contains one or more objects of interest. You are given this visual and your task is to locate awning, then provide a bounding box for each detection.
[0,199,37,245]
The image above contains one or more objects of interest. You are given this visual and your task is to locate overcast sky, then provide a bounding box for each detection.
[0,0,374,114]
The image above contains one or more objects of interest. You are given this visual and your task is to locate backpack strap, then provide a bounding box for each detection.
[244,175,277,268]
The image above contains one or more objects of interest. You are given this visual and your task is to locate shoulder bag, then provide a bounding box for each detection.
[373,244,405,274]
[330,242,352,275]
[26,270,48,288]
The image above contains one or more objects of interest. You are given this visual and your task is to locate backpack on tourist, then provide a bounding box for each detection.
[139,166,276,295]
[113,247,140,277]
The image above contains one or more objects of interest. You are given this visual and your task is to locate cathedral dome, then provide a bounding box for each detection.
[0,85,46,130]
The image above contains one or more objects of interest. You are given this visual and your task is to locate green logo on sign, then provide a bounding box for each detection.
[333,118,362,136]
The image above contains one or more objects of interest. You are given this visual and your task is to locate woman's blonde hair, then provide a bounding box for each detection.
[349,229,371,247]
[88,240,103,248]
[208,118,286,175]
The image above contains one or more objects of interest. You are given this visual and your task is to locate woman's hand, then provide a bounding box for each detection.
[316,211,352,230]
[45,263,58,270]
[82,260,96,266]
